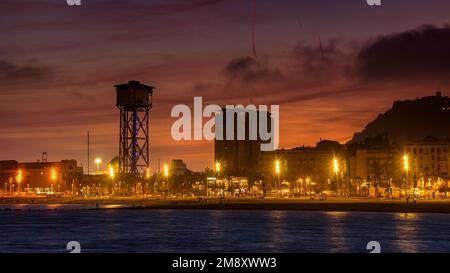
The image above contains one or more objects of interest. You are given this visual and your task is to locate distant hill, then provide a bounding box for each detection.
[350,92,450,144]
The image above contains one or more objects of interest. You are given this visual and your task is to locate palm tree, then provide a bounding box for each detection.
[372,160,382,197]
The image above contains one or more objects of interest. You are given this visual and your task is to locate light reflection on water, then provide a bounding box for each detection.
[0,204,129,210]
[394,213,419,252]
[0,207,450,253]
[325,211,348,217]
[268,211,287,252]
[325,211,348,252]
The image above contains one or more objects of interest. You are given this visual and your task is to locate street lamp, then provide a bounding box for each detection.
[215,162,221,174]
[145,167,151,195]
[215,162,221,197]
[306,177,310,196]
[403,154,409,200]
[109,166,114,195]
[164,164,169,177]
[16,169,23,196]
[403,154,409,172]
[333,158,339,196]
[109,166,114,179]
[50,168,57,193]
[163,164,169,196]
[146,167,151,179]
[51,168,57,180]
[94,158,102,173]
[333,158,339,174]
[275,160,280,197]
[298,178,302,197]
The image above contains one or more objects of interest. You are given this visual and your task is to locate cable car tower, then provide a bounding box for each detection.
[115,80,154,178]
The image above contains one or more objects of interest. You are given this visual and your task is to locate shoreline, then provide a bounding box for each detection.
[142,199,450,214]
[2,196,450,213]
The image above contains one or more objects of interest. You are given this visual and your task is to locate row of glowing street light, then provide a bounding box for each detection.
[271,155,414,197]
[106,162,169,180]
[275,158,339,177]
[91,154,415,195]
[12,155,171,185]
[12,167,58,195]
[9,154,414,198]
[274,158,341,176]
[14,158,343,183]
[273,154,411,177]
[15,154,411,183]
[14,154,407,184]
[93,157,350,181]
[14,168,58,183]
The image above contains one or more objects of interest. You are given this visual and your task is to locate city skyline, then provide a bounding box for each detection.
[2,0,450,171]
[4,1,450,258]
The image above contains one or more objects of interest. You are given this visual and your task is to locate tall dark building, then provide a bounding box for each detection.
[214,108,271,177]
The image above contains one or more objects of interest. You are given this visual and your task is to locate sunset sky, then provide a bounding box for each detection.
[2,0,450,171]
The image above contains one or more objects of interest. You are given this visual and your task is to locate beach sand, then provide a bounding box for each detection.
[1,196,450,213]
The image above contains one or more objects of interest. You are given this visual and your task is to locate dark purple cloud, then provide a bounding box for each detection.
[189,39,355,105]
[356,25,450,82]
[3,0,450,171]
[0,60,52,86]
[224,56,282,83]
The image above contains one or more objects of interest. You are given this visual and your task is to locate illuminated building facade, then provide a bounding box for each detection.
[258,140,345,190]
[0,160,83,194]
[404,136,450,181]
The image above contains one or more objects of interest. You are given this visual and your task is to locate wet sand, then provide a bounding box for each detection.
[1,196,450,213]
